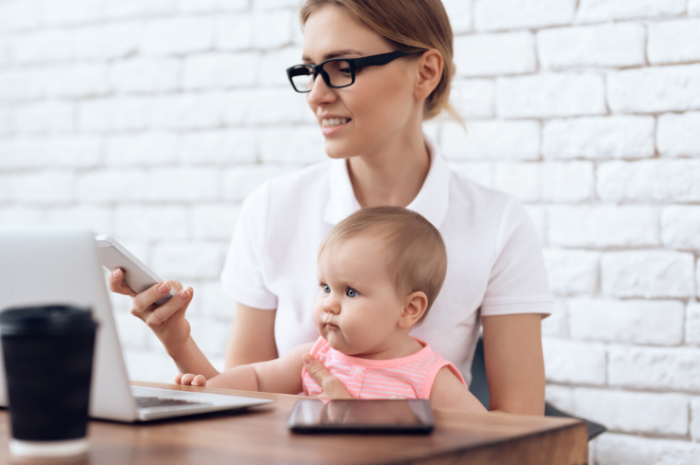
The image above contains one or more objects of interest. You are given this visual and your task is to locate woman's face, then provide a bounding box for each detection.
[302,6,420,159]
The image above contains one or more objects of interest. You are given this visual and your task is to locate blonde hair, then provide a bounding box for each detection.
[300,0,461,122]
[319,206,447,323]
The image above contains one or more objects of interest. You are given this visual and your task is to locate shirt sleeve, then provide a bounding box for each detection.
[480,197,553,318]
[220,181,278,310]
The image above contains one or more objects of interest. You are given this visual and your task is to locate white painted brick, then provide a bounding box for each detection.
[123,348,177,383]
[44,64,111,98]
[692,397,700,441]
[542,162,595,202]
[523,205,546,244]
[15,101,74,134]
[443,0,473,34]
[576,0,686,23]
[648,19,700,65]
[692,0,700,16]
[492,162,540,202]
[601,251,695,299]
[544,384,574,412]
[543,116,655,160]
[687,302,700,346]
[598,160,700,203]
[198,280,236,321]
[180,130,256,165]
[79,97,150,132]
[0,0,42,33]
[0,107,12,135]
[259,46,304,88]
[662,206,700,251]
[597,433,700,465]
[222,88,309,125]
[454,32,536,77]
[182,53,257,89]
[222,165,296,201]
[543,249,599,295]
[193,204,240,241]
[259,126,326,165]
[442,120,540,160]
[0,207,44,224]
[447,162,493,188]
[116,206,189,240]
[541,300,568,338]
[0,69,43,101]
[474,0,576,31]
[538,23,645,70]
[0,136,100,168]
[105,133,179,167]
[450,79,495,119]
[568,298,684,345]
[548,206,658,248]
[607,65,700,113]
[41,0,106,27]
[251,0,303,9]
[573,388,688,436]
[253,11,293,49]
[657,112,700,157]
[151,242,226,280]
[104,0,177,20]
[189,317,230,359]
[149,93,225,130]
[113,312,151,350]
[216,14,254,51]
[697,259,700,300]
[497,74,606,118]
[77,168,220,203]
[140,17,215,56]
[180,0,247,14]
[110,58,179,94]
[609,346,700,392]
[0,38,10,67]
[0,171,75,204]
[542,338,606,384]
[46,206,113,235]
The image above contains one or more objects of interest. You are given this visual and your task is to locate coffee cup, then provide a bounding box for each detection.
[0,305,98,459]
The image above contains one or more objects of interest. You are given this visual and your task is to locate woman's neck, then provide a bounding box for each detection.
[346,125,431,208]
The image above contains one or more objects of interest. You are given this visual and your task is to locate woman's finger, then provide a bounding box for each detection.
[107,268,137,297]
[142,286,193,329]
[192,375,207,387]
[130,280,184,320]
[303,354,352,399]
[174,373,184,384]
[179,373,196,385]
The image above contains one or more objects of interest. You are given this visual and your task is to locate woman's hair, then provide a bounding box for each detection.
[318,206,448,323]
[300,0,460,122]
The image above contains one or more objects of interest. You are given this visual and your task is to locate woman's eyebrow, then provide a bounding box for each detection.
[302,49,364,63]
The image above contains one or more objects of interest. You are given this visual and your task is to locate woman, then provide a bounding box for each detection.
[110,0,551,415]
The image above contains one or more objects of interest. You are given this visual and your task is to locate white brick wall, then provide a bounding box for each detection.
[2,2,699,462]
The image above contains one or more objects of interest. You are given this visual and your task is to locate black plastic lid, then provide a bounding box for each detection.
[0,305,98,336]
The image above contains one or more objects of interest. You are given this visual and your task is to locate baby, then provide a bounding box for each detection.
[177,206,486,412]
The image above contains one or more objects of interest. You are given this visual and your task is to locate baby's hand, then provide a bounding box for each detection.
[174,373,207,387]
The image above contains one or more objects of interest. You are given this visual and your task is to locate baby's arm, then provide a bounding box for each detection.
[429,367,489,413]
[176,342,314,395]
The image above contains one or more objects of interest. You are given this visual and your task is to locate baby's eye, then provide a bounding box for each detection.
[322,284,330,294]
[346,288,359,298]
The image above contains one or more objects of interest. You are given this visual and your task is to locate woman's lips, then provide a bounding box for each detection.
[320,119,351,136]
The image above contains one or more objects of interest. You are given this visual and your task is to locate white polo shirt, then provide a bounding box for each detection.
[221,137,552,385]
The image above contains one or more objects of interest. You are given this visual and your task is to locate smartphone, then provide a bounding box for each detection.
[288,399,434,434]
[94,235,176,306]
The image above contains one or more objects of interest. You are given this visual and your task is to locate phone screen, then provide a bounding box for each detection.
[288,399,434,434]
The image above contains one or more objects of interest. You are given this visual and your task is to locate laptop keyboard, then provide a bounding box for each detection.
[135,396,211,409]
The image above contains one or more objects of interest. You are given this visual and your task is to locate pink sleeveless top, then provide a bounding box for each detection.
[301,336,466,400]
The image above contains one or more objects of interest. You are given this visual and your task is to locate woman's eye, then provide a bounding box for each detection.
[322,284,330,294]
[346,288,358,298]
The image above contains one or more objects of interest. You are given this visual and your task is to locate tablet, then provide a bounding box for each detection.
[288,399,434,434]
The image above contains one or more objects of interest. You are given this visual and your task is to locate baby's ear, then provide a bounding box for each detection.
[399,291,428,328]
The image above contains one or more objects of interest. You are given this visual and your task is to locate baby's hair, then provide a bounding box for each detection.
[319,206,447,323]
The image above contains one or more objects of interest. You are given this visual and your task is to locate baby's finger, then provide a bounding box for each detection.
[179,373,196,385]
[108,268,137,297]
[303,354,352,399]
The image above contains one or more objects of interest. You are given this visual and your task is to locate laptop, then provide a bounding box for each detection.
[0,226,272,422]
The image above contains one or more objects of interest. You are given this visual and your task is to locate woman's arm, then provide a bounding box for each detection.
[481,313,546,415]
[224,303,279,369]
[429,368,488,413]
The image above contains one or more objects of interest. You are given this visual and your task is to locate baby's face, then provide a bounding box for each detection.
[313,234,406,359]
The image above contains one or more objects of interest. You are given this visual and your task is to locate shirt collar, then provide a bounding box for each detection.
[324,134,450,229]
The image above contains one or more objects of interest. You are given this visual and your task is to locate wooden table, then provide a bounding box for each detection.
[0,382,588,464]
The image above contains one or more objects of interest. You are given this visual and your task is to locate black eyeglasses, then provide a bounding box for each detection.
[286,50,423,93]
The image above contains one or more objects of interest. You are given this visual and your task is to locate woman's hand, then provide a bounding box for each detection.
[175,373,207,387]
[303,354,352,399]
[109,268,194,355]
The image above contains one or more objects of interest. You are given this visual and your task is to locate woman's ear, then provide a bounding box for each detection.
[398,291,429,329]
[412,49,443,101]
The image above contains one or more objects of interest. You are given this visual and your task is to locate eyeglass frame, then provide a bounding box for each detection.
[286,50,425,93]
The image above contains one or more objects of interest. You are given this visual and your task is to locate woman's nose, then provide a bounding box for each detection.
[307,73,337,107]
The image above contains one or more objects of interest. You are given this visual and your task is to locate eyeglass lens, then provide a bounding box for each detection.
[290,60,353,91]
